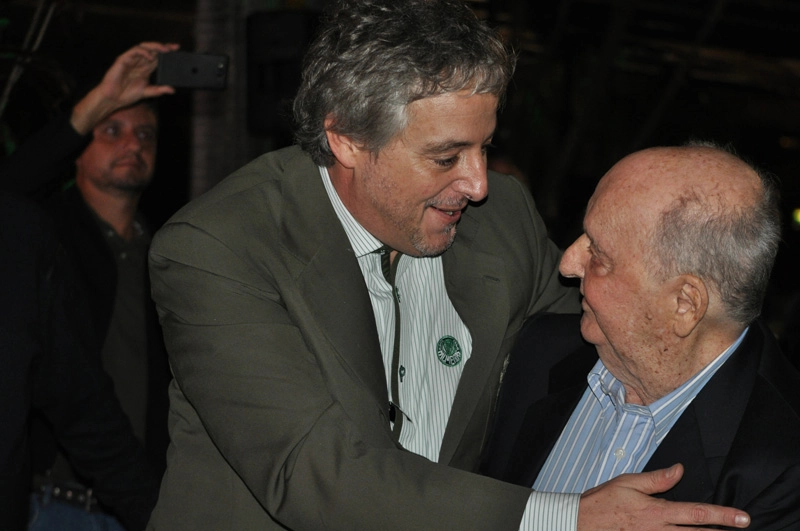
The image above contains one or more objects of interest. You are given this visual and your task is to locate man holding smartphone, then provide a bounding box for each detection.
[1,42,177,530]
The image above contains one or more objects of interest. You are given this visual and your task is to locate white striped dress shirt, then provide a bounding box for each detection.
[319,166,471,461]
[534,328,747,493]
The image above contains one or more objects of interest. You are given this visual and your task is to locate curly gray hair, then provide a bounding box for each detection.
[292,0,516,167]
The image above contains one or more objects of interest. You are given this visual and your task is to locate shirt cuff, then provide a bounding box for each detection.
[518,491,580,531]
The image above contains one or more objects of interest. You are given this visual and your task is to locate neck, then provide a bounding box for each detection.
[622,324,743,406]
[76,179,141,241]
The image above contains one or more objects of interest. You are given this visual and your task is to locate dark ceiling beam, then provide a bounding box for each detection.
[7,0,195,23]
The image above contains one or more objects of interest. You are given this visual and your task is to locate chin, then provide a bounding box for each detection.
[411,227,456,257]
[579,313,603,345]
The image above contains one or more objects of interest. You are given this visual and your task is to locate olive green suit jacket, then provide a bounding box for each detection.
[147,146,578,530]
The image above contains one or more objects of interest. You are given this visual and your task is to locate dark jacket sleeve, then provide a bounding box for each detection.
[0,113,90,195]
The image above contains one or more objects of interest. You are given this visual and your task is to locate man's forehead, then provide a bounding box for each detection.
[103,104,158,127]
[402,91,497,144]
[584,183,642,246]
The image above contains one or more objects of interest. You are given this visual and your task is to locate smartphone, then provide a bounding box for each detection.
[155,51,229,90]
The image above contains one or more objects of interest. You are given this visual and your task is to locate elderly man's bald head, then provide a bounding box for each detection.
[595,142,780,326]
[559,141,780,404]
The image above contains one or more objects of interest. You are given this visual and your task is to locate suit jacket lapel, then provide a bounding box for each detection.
[644,404,713,501]
[438,206,509,463]
[277,153,388,406]
[502,345,595,486]
[511,386,586,487]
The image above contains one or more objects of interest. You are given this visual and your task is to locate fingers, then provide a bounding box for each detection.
[112,42,179,76]
[137,42,180,54]
[616,463,684,495]
[72,42,178,132]
[123,42,180,61]
[576,466,750,531]
[657,500,751,529]
[140,85,176,99]
[611,465,751,527]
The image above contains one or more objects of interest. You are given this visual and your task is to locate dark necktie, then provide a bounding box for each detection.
[377,245,404,441]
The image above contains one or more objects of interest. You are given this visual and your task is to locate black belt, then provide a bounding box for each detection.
[35,481,99,512]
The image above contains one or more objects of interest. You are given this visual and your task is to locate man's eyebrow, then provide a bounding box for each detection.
[420,140,472,155]
[589,239,614,267]
[420,132,496,155]
[585,230,608,258]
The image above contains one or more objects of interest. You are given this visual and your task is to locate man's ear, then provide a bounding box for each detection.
[673,274,708,338]
[325,116,360,169]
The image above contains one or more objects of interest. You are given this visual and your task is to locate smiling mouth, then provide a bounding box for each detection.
[431,206,465,222]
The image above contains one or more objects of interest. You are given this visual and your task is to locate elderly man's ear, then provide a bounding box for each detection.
[672,275,709,338]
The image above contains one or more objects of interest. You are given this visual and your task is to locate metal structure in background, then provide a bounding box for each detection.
[469,0,800,244]
[0,0,57,122]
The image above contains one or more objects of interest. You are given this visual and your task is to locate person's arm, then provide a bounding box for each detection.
[0,41,177,195]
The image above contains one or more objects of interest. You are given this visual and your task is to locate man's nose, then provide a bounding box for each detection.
[122,131,145,152]
[454,153,488,202]
[559,234,588,278]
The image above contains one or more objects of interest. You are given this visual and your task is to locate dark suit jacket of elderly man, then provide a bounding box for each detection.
[147,145,579,530]
[483,313,800,531]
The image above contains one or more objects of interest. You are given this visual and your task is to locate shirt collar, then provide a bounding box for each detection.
[587,326,749,439]
[319,165,383,257]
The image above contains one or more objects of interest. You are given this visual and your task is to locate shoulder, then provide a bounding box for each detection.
[165,146,315,226]
[752,320,800,420]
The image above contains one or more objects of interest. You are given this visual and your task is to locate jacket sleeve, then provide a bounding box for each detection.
[0,114,90,196]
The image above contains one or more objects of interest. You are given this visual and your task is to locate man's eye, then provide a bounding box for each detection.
[434,156,458,168]
[103,125,119,136]
[589,253,610,274]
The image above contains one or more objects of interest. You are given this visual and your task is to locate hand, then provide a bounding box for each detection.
[577,464,750,530]
[70,42,180,135]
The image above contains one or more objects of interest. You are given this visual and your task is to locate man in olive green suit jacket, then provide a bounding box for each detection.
[148,143,574,529]
[146,1,753,529]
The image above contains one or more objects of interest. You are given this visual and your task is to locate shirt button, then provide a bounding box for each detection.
[614,448,625,460]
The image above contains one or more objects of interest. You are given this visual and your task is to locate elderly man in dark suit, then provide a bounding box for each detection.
[146,1,751,529]
[484,141,800,530]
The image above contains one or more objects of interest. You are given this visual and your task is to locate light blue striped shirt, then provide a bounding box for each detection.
[320,166,580,530]
[534,329,748,493]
